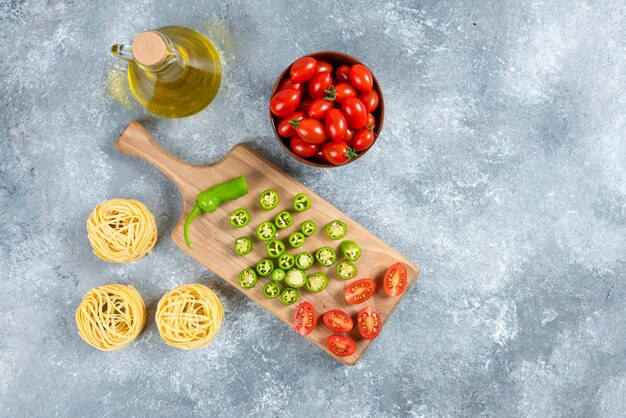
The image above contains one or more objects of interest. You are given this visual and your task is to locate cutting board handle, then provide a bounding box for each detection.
[115,121,199,192]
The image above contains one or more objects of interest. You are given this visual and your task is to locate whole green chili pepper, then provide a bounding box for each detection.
[184,176,248,248]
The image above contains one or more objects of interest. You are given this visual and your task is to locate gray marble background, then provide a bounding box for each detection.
[1,0,625,416]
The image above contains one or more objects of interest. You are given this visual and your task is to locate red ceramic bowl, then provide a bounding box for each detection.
[270,51,384,168]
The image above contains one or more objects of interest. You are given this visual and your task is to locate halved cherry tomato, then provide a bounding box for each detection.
[357,306,382,340]
[335,65,351,82]
[323,310,353,332]
[291,57,317,83]
[290,136,319,158]
[315,60,334,74]
[279,77,303,92]
[349,64,373,92]
[294,118,328,144]
[344,128,355,146]
[366,113,375,129]
[308,72,334,99]
[325,108,347,142]
[293,301,317,336]
[359,89,379,113]
[344,278,376,304]
[270,89,301,118]
[326,334,356,357]
[297,96,313,113]
[353,128,375,151]
[277,111,305,138]
[334,82,357,104]
[383,262,407,296]
[322,141,357,165]
[341,97,367,130]
[308,98,334,120]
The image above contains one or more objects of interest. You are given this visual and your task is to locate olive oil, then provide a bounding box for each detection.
[112,26,221,118]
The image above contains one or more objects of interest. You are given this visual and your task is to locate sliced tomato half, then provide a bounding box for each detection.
[344,278,376,304]
[357,306,382,340]
[322,310,354,332]
[326,334,356,357]
[383,262,408,296]
[293,301,317,336]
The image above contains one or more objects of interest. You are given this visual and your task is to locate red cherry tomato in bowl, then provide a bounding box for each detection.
[315,60,334,74]
[270,89,301,118]
[344,278,376,304]
[349,64,373,92]
[326,334,356,357]
[365,113,375,129]
[357,306,382,340]
[308,98,334,120]
[277,111,305,138]
[294,118,328,144]
[343,128,355,146]
[293,302,317,336]
[323,310,353,332]
[335,65,351,82]
[308,73,334,99]
[290,136,319,158]
[279,77,304,92]
[353,128,375,151]
[297,96,313,113]
[341,97,367,129]
[383,262,408,296]
[325,108,347,142]
[359,89,379,113]
[333,82,357,104]
[322,141,357,165]
[290,57,317,83]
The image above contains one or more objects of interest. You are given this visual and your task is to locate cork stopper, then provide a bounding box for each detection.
[132,31,168,67]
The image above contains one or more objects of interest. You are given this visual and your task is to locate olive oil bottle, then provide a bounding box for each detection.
[111,26,221,118]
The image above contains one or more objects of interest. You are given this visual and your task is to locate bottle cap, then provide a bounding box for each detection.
[132,31,167,67]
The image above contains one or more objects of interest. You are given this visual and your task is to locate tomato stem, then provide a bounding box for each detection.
[290,119,301,128]
[345,147,358,160]
[324,85,337,101]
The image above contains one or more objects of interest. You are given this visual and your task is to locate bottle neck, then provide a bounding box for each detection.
[111,31,180,73]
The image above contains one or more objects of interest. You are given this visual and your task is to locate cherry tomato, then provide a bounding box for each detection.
[315,60,333,74]
[366,113,376,129]
[290,136,319,158]
[277,111,305,138]
[357,306,382,340]
[383,262,408,296]
[335,65,351,82]
[279,77,303,92]
[293,302,317,336]
[344,128,355,146]
[323,310,353,332]
[308,98,334,120]
[359,89,379,112]
[270,89,301,118]
[313,149,328,164]
[291,57,317,83]
[341,97,367,130]
[308,73,334,99]
[297,96,313,113]
[325,108,347,142]
[349,64,373,92]
[294,118,328,144]
[326,334,356,357]
[344,278,376,304]
[353,129,375,152]
[322,141,357,165]
[334,82,357,104]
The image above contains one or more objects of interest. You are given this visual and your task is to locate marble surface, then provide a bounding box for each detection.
[1,0,626,416]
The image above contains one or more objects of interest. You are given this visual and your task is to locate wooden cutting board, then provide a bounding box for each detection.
[116,121,419,365]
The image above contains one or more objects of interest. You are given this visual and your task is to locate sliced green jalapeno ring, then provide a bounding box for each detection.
[315,247,336,266]
[266,239,286,258]
[293,193,312,212]
[238,268,257,289]
[340,240,361,261]
[259,189,279,211]
[271,268,286,282]
[278,253,295,270]
[306,272,329,293]
[229,208,250,228]
[301,220,316,237]
[295,252,314,270]
[263,282,281,299]
[256,258,274,277]
[256,221,277,241]
[281,287,299,305]
[288,232,305,248]
[324,220,347,240]
[233,237,253,256]
[284,268,307,289]
[336,260,357,280]
[274,211,293,229]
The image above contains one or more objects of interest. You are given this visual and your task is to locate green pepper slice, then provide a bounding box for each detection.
[263,282,281,299]
[306,272,329,293]
[266,239,286,258]
[288,232,305,248]
[295,252,314,270]
[324,220,347,240]
[293,193,311,212]
[271,268,286,282]
[238,268,257,288]
[281,287,299,305]
[229,208,250,228]
[256,258,274,276]
[274,211,293,229]
[233,237,253,256]
[259,189,279,211]
[284,268,307,289]
[301,220,316,237]
[340,240,361,261]
[278,253,295,270]
[315,247,336,266]
[336,260,357,280]
[256,221,277,241]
